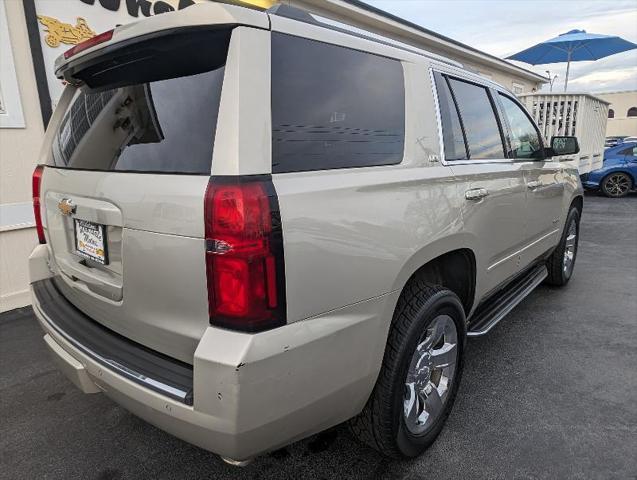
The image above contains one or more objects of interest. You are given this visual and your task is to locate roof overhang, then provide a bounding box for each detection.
[291,0,548,84]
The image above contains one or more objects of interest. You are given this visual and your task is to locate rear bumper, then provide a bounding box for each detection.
[30,249,392,460]
[33,279,194,404]
[580,173,599,189]
[580,171,607,189]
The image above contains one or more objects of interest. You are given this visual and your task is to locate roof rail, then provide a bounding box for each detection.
[266,4,462,68]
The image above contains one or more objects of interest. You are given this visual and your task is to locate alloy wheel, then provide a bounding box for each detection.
[604,173,631,197]
[403,315,458,435]
[562,218,577,276]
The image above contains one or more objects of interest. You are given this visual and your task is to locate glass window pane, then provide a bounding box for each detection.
[448,78,505,159]
[271,33,405,173]
[499,94,543,159]
[51,68,224,174]
[48,29,230,174]
[434,73,467,161]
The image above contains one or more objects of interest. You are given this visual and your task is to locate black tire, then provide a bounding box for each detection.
[601,172,632,198]
[349,282,465,458]
[545,207,580,286]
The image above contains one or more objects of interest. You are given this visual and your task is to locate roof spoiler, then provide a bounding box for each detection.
[54,2,268,83]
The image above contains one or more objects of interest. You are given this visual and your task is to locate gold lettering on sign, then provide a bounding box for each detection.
[37,16,96,48]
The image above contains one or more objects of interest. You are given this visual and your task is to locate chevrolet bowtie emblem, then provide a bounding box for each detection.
[58,198,76,216]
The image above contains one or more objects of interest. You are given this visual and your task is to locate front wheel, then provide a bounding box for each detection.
[601,172,632,198]
[349,283,465,458]
[545,207,580,286]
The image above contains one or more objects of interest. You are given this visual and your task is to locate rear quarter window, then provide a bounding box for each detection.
[271,33,405,173]
[433,72,467,161]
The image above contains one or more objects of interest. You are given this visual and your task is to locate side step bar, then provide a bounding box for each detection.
[467,264,548,337]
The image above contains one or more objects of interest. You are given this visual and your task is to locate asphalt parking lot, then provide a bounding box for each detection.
[1,192,636,480]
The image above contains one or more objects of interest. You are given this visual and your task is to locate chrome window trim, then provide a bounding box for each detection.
[429,66,514,167]
[429,66,448,166]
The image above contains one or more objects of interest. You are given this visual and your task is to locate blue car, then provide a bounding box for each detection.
[582,142,637,197]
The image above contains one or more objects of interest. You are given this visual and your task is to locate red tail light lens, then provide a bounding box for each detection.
[204,177,286,332]
[64,29,114,59]
[32,165,46,244]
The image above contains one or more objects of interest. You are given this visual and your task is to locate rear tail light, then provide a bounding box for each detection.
[32,165,46,244]
[204,177,286,332]
[64,29,114,59]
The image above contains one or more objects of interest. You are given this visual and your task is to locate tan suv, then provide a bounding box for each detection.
[29,3,583,465]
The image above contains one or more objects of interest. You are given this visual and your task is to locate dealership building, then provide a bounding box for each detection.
[0,0,550,312]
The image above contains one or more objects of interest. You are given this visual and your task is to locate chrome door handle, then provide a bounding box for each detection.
[527,181,541,190]
[465,188,489,201]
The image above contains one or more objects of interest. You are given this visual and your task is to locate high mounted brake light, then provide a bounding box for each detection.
[64,29,114,59]
[32,165,46,244]
[204,177,286,332]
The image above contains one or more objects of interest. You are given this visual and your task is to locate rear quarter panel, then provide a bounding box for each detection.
[562,163,584,213]
[274,164,465,323]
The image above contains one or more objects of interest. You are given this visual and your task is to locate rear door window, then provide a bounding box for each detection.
[447,77,505,159]
[271,33,405,173]
[49,28,229,174]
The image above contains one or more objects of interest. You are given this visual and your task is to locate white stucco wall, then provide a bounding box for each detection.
[596,90,637,137]
[0,0,43,312]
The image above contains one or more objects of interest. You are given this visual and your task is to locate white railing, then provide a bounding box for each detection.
[519,93,609,173]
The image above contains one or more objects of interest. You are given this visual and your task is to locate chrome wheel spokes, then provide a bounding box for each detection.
[605,174,630,197]
[403,315,458,435]
[563,219,577,275]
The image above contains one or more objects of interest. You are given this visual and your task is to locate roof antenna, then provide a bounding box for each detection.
[266,4,318,25]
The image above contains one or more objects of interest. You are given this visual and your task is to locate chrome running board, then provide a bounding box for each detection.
[467,264,548,337]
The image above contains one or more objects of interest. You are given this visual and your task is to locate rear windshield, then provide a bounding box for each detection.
[48,28,229,175]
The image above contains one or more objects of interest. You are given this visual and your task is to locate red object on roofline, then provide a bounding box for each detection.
[64,29,114,59]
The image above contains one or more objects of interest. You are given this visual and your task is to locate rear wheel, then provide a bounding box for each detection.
[545,207,580,286]
[601,172,632,198]
[349,283,465,458]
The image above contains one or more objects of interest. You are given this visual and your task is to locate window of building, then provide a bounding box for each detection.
[433,73,467,161]
[271,33,405,173]
[608,108,615,118]
[447,78,505,159]
[498,94,543,159]
[627,107,637,117]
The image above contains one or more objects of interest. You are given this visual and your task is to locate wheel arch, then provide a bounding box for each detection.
[570,194,583,214]
[394,245,477,317]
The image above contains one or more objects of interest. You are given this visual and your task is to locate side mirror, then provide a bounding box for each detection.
[546,136,580,157]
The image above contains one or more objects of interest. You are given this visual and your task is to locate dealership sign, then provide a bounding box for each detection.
[29,0,202,116]
[27,0,275,125]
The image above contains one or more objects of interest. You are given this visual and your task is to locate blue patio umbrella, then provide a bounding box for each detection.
[507,30,637,91]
